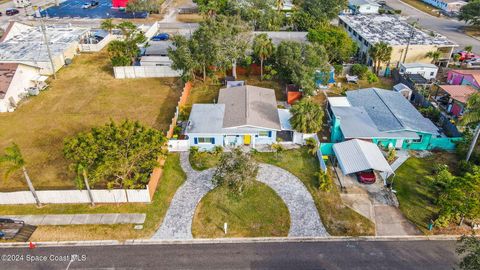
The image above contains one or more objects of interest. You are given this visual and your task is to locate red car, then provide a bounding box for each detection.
[356,170,376,184]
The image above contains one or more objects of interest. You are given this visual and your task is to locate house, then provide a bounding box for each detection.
[184,85,303,150]
[345,0,380,14]
[0,63,47,112]
[327,88,459,150]
[13,0,31,8]
[434,85,476,117]
[421,0,467,13]
[447,70,480,90]
[399,63,438,80]
[393,83,413,100]
[0,22,88,75]
[338,15,457,68]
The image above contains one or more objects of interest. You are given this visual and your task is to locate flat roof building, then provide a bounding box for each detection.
[338,15,457,68]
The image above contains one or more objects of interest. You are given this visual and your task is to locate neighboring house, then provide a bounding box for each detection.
[393,83,413,100]
[13,0,31,7]
[338,15,457,67]
[0,22,88,75]
[447,70,480,90]
[345,0,380,14]
[399,63,438,81]
[185,85,303,150]
[421,0,467,12]
[435,85,476,117]
[327,88,459,150]
[0,63,47,113]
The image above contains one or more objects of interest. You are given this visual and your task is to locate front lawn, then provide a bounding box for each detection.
[192,181,290,238]
[189,151,221,171]
[0,51,181,191]
[254,148,375,236]
[393,152,458,234]
[26,153,186,241]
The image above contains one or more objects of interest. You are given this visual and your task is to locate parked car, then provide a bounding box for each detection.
[90,0,99,7]
[5,8,19,16]
[356,170,376,184]
[151,33,170,41]
[81,2,91,8]
[466,58,480,68]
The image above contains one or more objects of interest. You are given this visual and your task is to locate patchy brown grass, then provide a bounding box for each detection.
[0,51,182,191]
[400,0,441,17]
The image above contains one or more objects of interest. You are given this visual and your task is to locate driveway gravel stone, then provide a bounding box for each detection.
[153,152,329,239]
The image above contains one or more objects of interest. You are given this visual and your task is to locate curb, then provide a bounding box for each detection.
[0,236,462,248]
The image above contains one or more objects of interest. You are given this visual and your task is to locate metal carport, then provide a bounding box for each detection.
[332,139,393,175]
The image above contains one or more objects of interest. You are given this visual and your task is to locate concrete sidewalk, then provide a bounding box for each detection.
[2,213,146,226]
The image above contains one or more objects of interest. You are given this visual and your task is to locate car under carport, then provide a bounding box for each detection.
[332,139,393,184]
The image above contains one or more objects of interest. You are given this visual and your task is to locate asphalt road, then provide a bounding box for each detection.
[0,240,458,269]
[385,0,480,53]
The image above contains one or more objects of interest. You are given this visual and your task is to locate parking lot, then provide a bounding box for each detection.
[41,0,148,19]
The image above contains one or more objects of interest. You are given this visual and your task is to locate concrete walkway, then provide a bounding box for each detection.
[2,213,146,226]
[153,152,328,239]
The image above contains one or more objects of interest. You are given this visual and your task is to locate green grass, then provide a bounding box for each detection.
[400,0,441,17]
[254,148,375,236]
[25,153,186,241]
[192,181,290,238]
[393,152,458,234]
[0,51,181,191]
[189,151,221,171]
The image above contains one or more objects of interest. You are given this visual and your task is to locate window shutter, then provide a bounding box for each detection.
[268,131,272,137]
[212,138,215,144]
[194,138,198,144]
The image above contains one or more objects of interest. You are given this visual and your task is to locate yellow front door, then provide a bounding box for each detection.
[244,135,251,145]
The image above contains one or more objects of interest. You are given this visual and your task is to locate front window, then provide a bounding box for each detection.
[258,131,270,137]
[412,135,423,143]
[197,137,214,144]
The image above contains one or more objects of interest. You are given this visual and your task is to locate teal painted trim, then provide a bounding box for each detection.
[320,143,335,156]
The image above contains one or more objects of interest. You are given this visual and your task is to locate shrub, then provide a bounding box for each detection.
[318,170,332,191]
[212,149,259,194]
[419,106,441,123]
[333,64,344,76]
[350,64,369,79]
[366,70,379,83]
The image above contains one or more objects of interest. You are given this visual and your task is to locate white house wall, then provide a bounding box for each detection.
[0,64,41,112]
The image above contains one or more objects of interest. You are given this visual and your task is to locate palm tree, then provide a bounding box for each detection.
[426,50,441,65]
[305,137,318,156]
[101,18,116,34]
[253,34,275,80]
[76,164,95,207]
[275,0,284,11]
[289,98,324,134]
[464,45,473,53]
[368,42,392,74]
[462,93,480,162]
[0,143,41,207]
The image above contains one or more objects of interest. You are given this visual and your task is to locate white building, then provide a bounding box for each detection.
[399,63,439,80]
[0,22,88,75]
[0,63,47,112]
[345,0,380,14]
[13,0,31,8]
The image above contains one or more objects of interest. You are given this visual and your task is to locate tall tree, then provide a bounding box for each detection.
[456,234,480,270]
[368,42,392,74]
[168,35,197,82]
[458,1,480,26]
[64,120,166,189]
[193,0,230,17]
[289,98,324,134]
[253,33,275,80]
[100,18,116,34]
[301,0,348,22]
[426,50,441,65]
[107,22,146,66]
[462,93,480,162]
[0,143,41,207]
[307,25,357,63]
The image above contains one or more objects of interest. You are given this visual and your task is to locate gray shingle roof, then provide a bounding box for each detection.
[218,85,281,130]
[346,88,439,135]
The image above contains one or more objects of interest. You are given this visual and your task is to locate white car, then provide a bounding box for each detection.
[82,3,91,8]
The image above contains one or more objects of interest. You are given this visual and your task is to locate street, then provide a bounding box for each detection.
[0,240,459,269]
[385,0,480,53]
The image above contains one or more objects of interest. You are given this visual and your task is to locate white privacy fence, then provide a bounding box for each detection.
[113,66,181,79]
[0,188,151,205]
[168,139,190,152]
[79,34,117,52]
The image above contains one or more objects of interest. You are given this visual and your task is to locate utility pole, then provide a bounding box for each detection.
[401,19,419,65]
[39,16,57,79]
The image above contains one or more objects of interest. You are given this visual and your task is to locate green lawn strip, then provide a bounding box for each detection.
[254,148,375,236]
[5,153,186,241]
[192,181,290,238]
[392,152,458,234]
[189,151,221,171]
[400,0,440,17]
